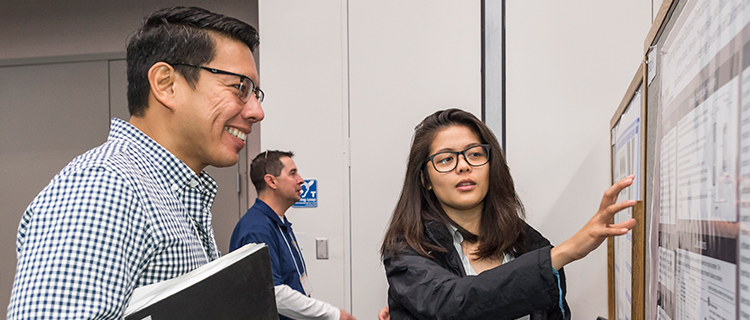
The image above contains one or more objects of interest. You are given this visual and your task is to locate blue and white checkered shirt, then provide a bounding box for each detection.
[8,118,220,320]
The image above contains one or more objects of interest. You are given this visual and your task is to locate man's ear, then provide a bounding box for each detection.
[148,62,178,111]
[264,174,277,190]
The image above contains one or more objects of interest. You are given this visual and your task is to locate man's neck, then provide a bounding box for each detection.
[129,112,206,174]
[258,194,292,218]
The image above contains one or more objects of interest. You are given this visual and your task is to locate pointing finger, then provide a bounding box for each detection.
[601,175,634,210]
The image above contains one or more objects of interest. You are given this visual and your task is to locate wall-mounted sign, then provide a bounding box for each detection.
[294,179,317,208]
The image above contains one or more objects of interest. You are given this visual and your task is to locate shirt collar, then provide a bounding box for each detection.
[446,222,515,269]
[445,223,476,275]
[446,223,464,245]
[108,118,218,202]
[254,198,292,228]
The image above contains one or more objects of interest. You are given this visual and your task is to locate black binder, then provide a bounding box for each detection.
[125,243,278,320]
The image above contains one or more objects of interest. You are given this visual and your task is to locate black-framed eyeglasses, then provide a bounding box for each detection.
[170,63,264,104]
[426,144,490,173]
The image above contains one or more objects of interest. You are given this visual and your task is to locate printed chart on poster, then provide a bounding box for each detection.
[612,84,644,320]
[652,0,750,319]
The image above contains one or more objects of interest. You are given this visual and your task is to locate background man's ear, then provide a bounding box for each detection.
[148,62,178,110]
[264,174,277,190]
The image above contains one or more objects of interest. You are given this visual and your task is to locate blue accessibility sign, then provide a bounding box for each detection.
[293,179,318,208]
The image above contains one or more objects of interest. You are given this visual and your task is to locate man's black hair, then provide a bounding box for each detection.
[126,6,259,116]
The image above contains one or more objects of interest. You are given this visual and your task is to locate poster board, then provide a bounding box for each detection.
[646,0,750,319]
[610,62,647,320]
[611,0,750,319]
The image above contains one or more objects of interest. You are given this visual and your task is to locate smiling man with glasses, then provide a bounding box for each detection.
[8,7,263,320]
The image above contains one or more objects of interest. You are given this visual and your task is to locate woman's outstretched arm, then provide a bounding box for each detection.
[550,175,638,270]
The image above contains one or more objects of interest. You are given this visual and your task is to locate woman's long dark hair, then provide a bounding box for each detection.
[381,109,527,260]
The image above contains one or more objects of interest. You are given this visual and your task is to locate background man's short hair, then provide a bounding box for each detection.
[250,150,295,194]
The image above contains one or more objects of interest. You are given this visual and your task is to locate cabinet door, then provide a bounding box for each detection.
[0,61,111,308]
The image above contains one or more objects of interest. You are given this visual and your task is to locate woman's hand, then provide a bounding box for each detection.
[550,175,637,270]
[378,306,390,320]
[340,309,357,320]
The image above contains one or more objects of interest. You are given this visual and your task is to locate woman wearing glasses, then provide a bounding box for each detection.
[380,109,635,319]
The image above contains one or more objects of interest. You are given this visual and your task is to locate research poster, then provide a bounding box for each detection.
[655,0,750,319]
[613,87,643,320]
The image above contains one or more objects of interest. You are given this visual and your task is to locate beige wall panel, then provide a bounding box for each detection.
[0,0,258,61]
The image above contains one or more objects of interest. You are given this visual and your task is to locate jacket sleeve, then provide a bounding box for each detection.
[384,246,564,320]
[275,284,340,320]
[539,267,570,320]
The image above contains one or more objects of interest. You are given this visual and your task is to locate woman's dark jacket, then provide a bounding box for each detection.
[383,220,571,320]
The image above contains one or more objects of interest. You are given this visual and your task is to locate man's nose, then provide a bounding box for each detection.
[241,96,264,123]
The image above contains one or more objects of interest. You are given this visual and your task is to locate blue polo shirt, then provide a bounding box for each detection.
[230,199,308,313]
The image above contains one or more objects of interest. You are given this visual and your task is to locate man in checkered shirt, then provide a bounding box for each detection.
[7,6,264,320]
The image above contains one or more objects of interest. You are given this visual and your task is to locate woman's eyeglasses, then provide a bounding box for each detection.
[426,145,490,173]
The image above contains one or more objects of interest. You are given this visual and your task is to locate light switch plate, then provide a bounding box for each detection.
[316,238,328,259]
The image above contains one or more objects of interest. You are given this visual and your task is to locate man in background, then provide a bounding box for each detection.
[230,150,356,320]
[8,7,263,319]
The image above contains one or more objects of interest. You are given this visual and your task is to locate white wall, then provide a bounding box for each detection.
[347,2,481,317]
[260,0,654,319]
[506,1,652,319]
[258,0,480,317]
[257,0,352,310]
